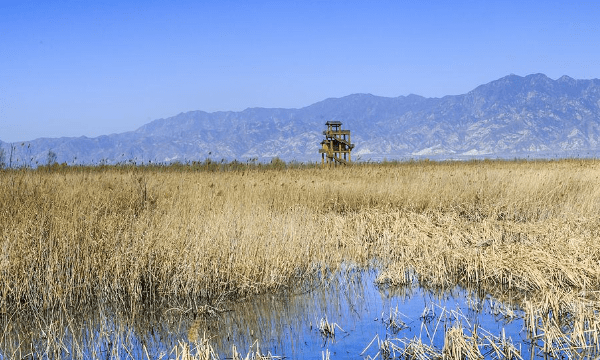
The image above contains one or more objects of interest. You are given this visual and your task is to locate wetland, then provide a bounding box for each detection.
[1,159,600,358]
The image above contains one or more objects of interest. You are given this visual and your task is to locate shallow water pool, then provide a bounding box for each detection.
[2,270,594,359]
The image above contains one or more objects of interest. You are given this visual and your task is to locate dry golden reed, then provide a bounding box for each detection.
[2,159,600,356]
[2,160,600,307]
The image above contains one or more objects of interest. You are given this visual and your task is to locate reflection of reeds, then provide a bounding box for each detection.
[317,316,345,338]
[382,306,409,334]
[364,304,524,360]
[2,159,600,356]
[479,328,522,360]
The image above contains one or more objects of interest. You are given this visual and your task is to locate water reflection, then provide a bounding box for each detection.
[1,270,595,359]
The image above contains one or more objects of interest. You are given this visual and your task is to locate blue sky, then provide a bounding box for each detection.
[1,0,599,142]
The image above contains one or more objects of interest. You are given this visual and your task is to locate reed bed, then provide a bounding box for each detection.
[2,159,600,357]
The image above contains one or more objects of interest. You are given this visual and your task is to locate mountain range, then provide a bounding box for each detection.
[3,73,600,167]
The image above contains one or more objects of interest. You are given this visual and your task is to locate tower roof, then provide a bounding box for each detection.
[325,121,342,126]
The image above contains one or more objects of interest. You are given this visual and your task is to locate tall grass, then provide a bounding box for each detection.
[3,160,600,305]
[2,159,600,356]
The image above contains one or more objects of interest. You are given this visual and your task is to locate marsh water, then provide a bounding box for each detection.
[0,270,581,359]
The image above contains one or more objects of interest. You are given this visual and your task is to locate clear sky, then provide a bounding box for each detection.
[1,0,599,143]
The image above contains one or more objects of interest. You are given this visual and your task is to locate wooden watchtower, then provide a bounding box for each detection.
[319,121,355,167]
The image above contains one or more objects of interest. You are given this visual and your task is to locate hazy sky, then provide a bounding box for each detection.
[2,1,599,142]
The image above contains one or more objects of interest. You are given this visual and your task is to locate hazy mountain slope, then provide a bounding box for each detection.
[2,73,600,167]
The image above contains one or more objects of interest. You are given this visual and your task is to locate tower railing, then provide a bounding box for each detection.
[318,121,354,167]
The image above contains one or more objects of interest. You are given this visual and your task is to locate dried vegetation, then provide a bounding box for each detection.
[1,159,600,357]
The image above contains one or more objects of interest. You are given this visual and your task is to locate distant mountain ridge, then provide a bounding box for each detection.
[3,73,600,167]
